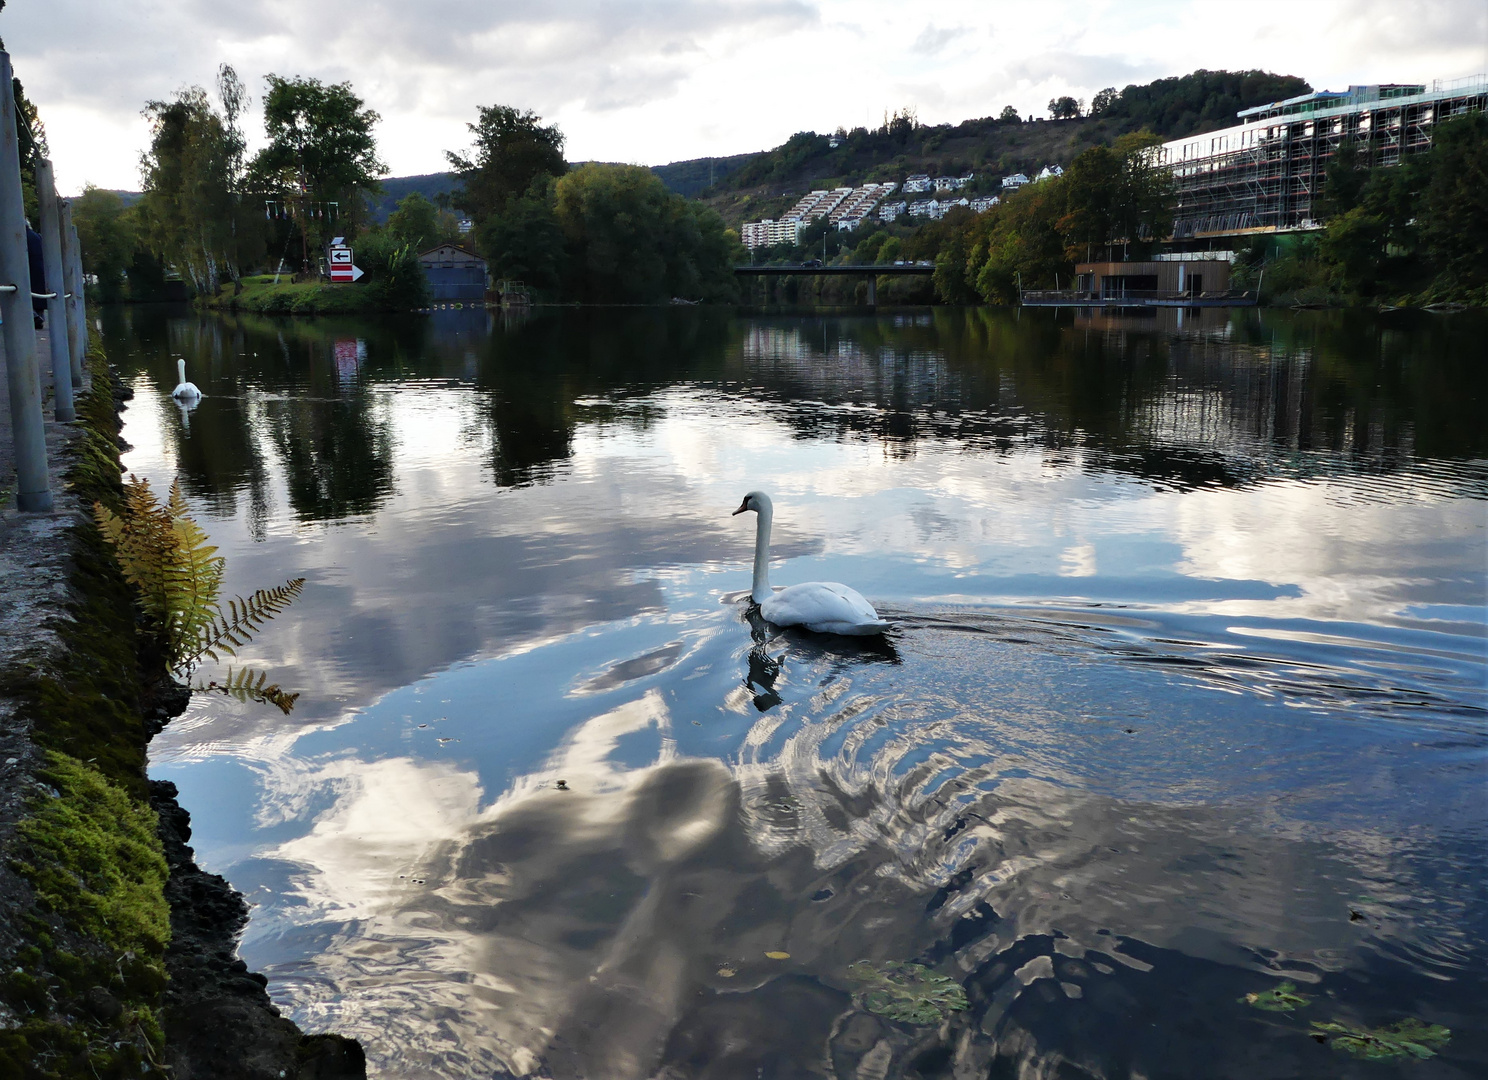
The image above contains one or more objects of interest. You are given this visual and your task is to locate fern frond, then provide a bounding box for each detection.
[176,578,306,673]
[195,666,300,715]
[162,481,224,663]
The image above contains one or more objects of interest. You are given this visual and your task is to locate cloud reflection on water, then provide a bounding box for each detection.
[105,306,1487,1077]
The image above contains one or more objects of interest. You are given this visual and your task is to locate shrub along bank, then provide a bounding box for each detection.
[0,350,363,1079]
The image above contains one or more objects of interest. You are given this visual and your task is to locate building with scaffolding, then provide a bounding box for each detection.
[1154,76,1488,241]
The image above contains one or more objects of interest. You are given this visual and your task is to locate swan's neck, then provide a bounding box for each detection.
[751,505,773,604]
[177,359,187,385]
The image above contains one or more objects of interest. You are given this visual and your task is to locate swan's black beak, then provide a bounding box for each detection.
[731,498,749,516]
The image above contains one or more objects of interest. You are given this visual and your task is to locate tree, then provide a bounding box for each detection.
[71,186,138,302]
[386,191,442,250]
[478,177,566,292]
[1417,112,1488,290]
[1091,88,1118,116]
[1094,70,1311,138]
[553,163,739,302]
[214,64,257,289]
[139,87,235,294]
[998,105,1021,123]
[446,105,565,225]
[1048,96,1081,120]
[1054,133,1173,261]
[253,75,386,259]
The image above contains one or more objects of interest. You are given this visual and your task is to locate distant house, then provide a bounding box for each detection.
[1001,173,1030,190]
[933,175,974,192]
[878,200,908,222]
[903,174,933,193]
[908,199,938,218]
[971,195,1000,213]
[418,243,487,302]
[1034,164,1064,182]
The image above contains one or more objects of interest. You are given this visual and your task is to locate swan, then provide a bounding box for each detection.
[171,358,201,402]
[733,491,888,636]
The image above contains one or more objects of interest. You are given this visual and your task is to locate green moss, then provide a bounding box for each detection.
[0,346,170,1077]
[17,753,170,961]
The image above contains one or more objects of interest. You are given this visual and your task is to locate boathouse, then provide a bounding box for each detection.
[418,243,488,302]
[1073,259,1231,300]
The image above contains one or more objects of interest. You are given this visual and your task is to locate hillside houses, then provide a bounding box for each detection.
[740,166,1056,246]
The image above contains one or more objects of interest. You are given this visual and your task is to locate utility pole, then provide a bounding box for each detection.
[0,52,52,511]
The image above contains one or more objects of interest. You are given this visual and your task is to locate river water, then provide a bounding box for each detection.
[105,304,1485,1079]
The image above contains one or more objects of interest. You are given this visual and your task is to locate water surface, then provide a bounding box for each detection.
[107,304,1487,1079]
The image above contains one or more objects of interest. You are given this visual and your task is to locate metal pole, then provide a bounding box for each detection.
[36,160,74,422]
[0,53,52,511]
[60,201,85,374]
[71,221,88,354]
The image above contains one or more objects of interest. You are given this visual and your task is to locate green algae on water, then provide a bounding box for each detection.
[1311,1017,1451,1060]
[1240,980,1310,1012]
[846,960,968,1025]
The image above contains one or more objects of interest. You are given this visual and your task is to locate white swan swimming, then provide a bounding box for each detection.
[733,491,889,636]
[171,358,201,402]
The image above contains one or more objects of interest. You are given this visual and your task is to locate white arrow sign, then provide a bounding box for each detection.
[350,265,364,282]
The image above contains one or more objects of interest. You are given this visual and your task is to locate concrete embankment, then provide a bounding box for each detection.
[0,342,363,1078]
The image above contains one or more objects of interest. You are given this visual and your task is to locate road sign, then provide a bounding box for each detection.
[329,245,362,283]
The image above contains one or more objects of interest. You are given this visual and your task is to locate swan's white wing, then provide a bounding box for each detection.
[760,582,888,636]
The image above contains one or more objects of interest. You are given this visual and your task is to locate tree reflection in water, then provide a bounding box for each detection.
[101,303,1486,1078]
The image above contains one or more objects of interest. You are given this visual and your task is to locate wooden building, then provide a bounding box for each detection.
[418,244,488,302]
[1073,259,1231,300]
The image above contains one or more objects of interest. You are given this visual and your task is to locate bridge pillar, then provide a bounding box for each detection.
[866,275,877,308]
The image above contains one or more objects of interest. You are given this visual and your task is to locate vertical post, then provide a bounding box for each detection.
[71,222,88,355]
[866,274,877,307]
[0,53,52,511]
[36,160,74,422]
[60,201,84,378]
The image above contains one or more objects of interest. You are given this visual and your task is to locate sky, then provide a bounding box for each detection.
[5,0,1486,194]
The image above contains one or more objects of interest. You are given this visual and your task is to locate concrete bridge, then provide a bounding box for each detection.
[734,262,934,305]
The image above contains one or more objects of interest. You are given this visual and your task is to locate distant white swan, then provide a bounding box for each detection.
[733,491,888,636]
[171,358,201,402]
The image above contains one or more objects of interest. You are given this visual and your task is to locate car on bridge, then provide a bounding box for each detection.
[800,258,823,269]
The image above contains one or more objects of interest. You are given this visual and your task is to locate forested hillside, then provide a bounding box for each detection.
[688,69,1312,228]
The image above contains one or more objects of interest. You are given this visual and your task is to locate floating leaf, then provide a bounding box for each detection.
[1241,981,1310,1012]
[1310,1018,1450,1061]
[846,960,968,1025]
[716,966,736,978]
[765,951,790,960]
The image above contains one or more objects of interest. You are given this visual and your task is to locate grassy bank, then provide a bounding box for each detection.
[202,275,394,315]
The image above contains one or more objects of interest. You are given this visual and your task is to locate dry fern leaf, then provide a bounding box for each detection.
[196,666,301,715]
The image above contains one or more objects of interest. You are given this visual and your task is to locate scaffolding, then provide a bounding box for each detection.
[1154,77,1488,240]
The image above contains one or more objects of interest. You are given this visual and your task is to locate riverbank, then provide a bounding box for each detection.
[0,345,363,1078]
[202,275,390,316]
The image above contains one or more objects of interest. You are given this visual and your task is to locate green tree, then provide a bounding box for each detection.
[1048,96,1081,120]
[554,163,738,302]
[1090,88,1118,116]
[479,177,566,292]
[971,181,1071,302]
[386,191,441,250]
[447,105,565,225]
[72,186,138,302]
[1418,112,1488,291]
[138,87,235,294]
[253,75,386,256]
[998,106,1021,123]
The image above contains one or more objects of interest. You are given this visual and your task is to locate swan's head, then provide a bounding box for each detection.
[732,491,772,517]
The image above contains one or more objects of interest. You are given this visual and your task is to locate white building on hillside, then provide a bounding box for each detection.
[878,200,907,222]
[903,174,933,193]
[971,195,1000,213]
[1001,173,1030,190]
[1035,164,1064,181]
[741,218,805,249]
